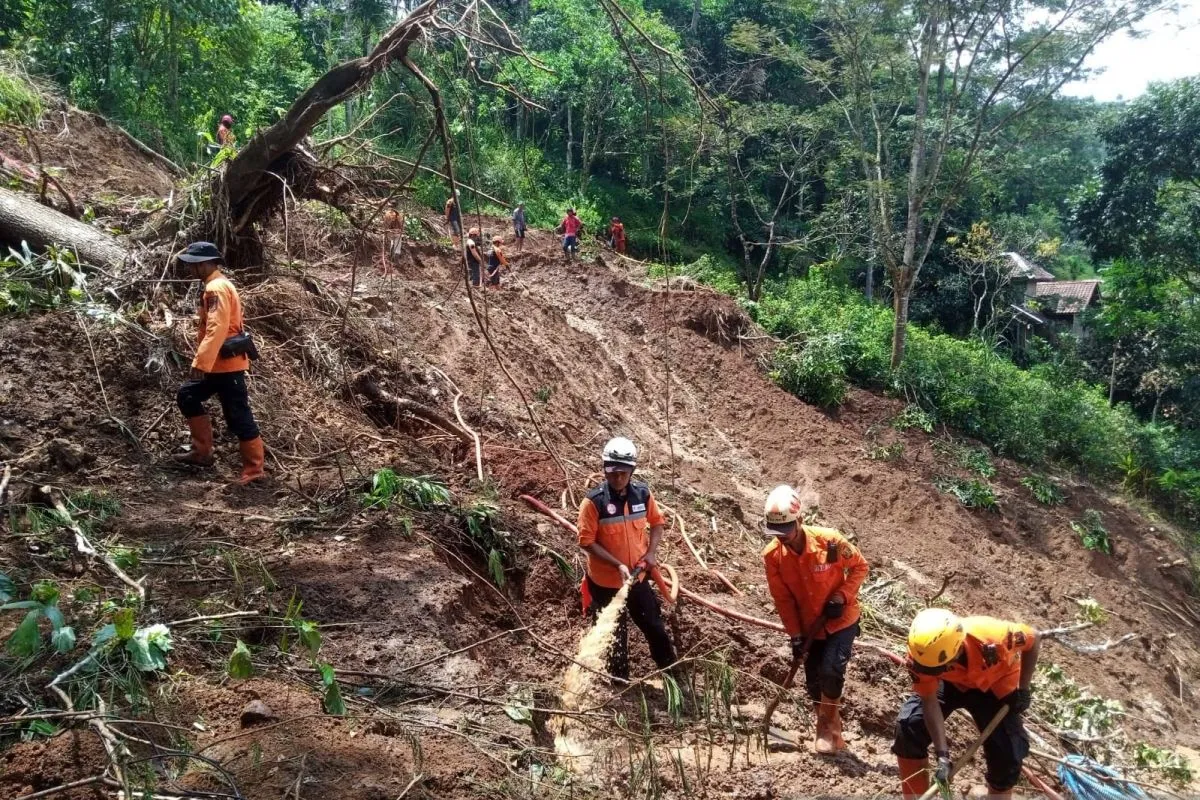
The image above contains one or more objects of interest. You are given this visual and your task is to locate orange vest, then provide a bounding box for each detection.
[577,481,664,589]
[911,616,1037,698]
[763,526,869,639]
[193,271,249,373]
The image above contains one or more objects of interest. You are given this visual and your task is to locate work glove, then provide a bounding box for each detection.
[934,751,952,786]
[789,634,807,661]
[1012,687,1033,714]
[823,595,845,619]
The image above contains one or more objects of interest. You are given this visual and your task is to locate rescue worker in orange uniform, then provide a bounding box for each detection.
[762,484,869,753]
[173,242,265,484]
[576,437,677,682]
[895,609,1041,800]
[608,217,626,254]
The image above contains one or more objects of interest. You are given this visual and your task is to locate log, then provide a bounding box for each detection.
[0,186,127,270]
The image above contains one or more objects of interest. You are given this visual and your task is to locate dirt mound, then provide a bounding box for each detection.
[1,199,1198,799]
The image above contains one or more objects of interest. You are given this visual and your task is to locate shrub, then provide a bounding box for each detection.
[770,333,850,408]
[1071,509,1112,555]
[1021,474,1066,505]
[933,476,998,511]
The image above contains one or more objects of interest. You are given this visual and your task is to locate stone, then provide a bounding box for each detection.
[240,699,277,727]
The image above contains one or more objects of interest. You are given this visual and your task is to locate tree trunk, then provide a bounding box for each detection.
[690,0,700,33]
[890,287,910,370]
[565,104,574,173]
[0,187,127,270]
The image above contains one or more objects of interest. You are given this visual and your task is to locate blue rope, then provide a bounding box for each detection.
[1057,754,1149,800]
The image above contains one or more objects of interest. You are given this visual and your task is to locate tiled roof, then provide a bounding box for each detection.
[1003,252,1056,282]
[1031,280,1101,315]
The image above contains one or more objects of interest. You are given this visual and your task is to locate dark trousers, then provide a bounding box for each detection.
[804,622,858,701]
[586,576,676,680]
[892,683,1029,791]
[468,259,481,286]
[177,371,260,441]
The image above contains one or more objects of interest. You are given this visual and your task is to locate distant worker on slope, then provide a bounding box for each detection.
[762,484,868,754]
[381,205,403,275]
[173,242,265,485]
[487,235,507,289]
[216,115,236,149]
[576,438,677,682]
[512,202,527,254]
[895,609,1041,800]
[465,226,485,288]
[608,217,626,255]
[445,193,462,246]
[559,207,583,261]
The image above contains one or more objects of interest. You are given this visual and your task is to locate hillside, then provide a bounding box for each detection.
[1,116,1198,800]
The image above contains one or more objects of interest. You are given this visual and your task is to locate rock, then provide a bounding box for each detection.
[240,699,277,727]
[48,438,93,471]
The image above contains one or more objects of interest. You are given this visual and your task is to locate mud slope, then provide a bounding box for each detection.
[1,185,1198,800]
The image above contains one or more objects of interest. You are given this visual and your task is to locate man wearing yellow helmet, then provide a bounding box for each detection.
[894,608,1041,800]
[761,484,869,754]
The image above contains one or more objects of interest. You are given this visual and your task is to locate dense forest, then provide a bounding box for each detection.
[0,0,1197,529]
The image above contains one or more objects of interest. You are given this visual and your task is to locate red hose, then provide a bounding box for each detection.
[520,493,579,534]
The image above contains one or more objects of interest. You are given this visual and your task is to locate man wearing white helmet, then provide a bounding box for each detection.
[576,437,676,681]
[762,484,869,754]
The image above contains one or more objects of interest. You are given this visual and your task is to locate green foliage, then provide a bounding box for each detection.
[458,502,515,588]
[361,469,451,511]
[1074,597,1106,624]
[1020,474,1066,505]
[534,386,552,403]
[2,577,75,657]
[770,333,849,408]
[1071,509,1112,555]
[932,439,995,477]
[867,442,905,462]
[0,243,87,315]
[1134,743,1193,786]
[0,64,41,124]
[1034,663,1123,750]
[893,405,936,434]
[317,661,346,715]
[227,639,254,679]
[933,476,998,511]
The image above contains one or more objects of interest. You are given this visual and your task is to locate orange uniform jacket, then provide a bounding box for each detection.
[577,481,664,589]
[193,271,249,374]
[911,616,1037,699]
[763,526,869,639]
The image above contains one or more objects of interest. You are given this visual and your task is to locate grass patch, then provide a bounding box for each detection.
[0,66,43,125]
[933,475,998,511]
[1021,474,1066,505]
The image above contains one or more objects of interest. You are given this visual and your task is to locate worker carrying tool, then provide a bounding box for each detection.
[576,437,677,682]
[173,242,265,485]
[762,484,868,754]
[895,609,1041,800]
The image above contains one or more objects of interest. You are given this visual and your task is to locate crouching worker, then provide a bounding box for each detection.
[577,437,677,682]
[895,609,1040,800]
[762,484,869,753]
[173,242,266,485]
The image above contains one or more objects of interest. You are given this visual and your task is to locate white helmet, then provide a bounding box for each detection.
[764,484,802,534]
[602,437,638,469]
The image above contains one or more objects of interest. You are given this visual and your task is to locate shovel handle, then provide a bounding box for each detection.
[916,704,1011,800]
[762,613,829,731]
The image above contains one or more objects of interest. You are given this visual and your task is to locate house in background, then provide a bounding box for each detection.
[1002,252,1102,345]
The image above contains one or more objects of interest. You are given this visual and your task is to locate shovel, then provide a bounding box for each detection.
[917,704,1011,800]
[762,612,829,739]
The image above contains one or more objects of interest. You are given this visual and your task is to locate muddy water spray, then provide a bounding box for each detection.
[553,578,633,769]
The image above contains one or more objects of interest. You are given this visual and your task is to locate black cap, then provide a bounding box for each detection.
[177,241,223,263]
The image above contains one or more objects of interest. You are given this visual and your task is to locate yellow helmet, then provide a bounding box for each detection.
[908,608,965,669]
[763,485,802,534]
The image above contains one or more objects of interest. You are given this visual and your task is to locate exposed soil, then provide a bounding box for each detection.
[1,121,1198,799]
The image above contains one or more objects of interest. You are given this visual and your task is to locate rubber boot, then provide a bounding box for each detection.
[898,756,931,800]
[825,695,847,751]
[174,416,214,467]
[237,437,266,484]
[814,698,837,754]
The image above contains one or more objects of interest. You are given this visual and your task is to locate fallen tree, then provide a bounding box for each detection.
[209,0,440,265]
[0,186,127,270]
